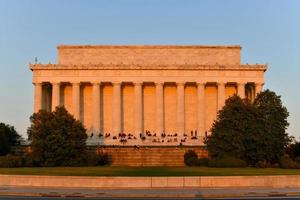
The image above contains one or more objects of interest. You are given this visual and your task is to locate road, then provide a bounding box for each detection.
[1,187,300,199]
[1,196,300,200]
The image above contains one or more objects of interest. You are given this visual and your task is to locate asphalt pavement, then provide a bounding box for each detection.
[0,186,300,199]
[1,196,300,200]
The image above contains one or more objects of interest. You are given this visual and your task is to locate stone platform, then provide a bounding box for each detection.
[93,146,208,166]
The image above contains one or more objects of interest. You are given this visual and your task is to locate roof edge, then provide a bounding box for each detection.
[29,63,267,71]
[57,45,242,49]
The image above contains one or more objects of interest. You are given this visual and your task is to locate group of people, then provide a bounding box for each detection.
[89,130,205,144]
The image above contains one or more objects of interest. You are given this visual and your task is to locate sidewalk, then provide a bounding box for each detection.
[0,186,300,198]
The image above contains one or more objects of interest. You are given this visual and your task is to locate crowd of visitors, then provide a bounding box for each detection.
[89,130,206,145]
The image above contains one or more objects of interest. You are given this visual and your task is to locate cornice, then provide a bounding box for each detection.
[57,45,242,49]
[29,63,267,71]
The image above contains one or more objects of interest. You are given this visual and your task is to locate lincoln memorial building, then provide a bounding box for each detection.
[30,45,267,146]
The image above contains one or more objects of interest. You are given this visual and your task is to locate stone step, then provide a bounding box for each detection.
[94,146,207,166]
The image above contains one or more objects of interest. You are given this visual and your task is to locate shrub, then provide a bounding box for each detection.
[255,160,269,168]
[185,157,199,166]
[271,163,280,168]
[86,152,111,166]
[197,158,209,166]
[184,150,198,166]
[208,155,247,168]
[22,153,44,167]
[279,154,298,169]
[86,152,100,166]
[286,141,300,159]
[295,157,300,163]
[98,152,111,166]
[0,155,23,168]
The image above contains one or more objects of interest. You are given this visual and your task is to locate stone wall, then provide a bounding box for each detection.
[57,45,241,66]
[1,175,300,188]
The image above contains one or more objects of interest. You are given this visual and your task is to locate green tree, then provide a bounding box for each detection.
[286,139,300,159]
[205,95,260,162]
[253,89,290,163]
[0,123,21,155]
[205,90,291,166]
[27,106,87,166]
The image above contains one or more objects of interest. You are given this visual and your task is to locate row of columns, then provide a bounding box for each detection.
[34,81,264,137]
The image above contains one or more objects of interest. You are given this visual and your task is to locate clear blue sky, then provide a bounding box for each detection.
[0,0,299,139]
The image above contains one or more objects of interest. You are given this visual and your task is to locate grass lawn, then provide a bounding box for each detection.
[0,166,299,176]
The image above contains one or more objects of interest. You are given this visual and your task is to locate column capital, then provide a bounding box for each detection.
[112,82,122,86]
[217,82,226,86]
[197,82,206,86]
[155,82,164,86]
[176,82,185,86]
[237,82,246,86]
[91,81,101,85]
[72,82,81,85]
[255,82,264,86]
[134,82,143,86]
[33,82,42,86]
[51,81,60,85]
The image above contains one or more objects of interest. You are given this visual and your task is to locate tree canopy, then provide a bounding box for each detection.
[205,89,290,165]
[253,89,290,163]
[27,106,87,166]
[0,123,21,155]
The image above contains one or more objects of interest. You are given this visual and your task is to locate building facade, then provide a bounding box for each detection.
[30,45,267,146]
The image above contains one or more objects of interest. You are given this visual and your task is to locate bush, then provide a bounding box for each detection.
[0,155,23,168]
[208,155,247,168]
[198,158,209,166]
[98,152,111,166]
[86,152,111,166]
[286,141,300,159]
[255,160,270,168]
[22,153,40,167]
[279,154,298,169]
[184,150,198,166]
[185,157,199,166]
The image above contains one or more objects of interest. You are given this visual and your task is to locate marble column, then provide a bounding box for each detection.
[34,82,42,113]
[237,82,245,99]
[255,82,264,96]
[92,82,101,134]
[113,82,121,134]
[197,82,205,139]
[134,82,143,135]
[72,82,80,120]
[177,82,185,136]
[217,82,226,111]
[51,82,60,111]
[156,82,164,134]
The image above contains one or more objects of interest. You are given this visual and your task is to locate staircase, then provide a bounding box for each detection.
[96,146,208,166]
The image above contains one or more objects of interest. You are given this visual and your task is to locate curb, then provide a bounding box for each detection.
[1,191,300,198]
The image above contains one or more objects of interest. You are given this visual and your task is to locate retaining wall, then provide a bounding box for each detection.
[1,175,300,188]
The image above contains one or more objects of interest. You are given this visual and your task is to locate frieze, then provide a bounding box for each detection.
[29,63,267,71]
